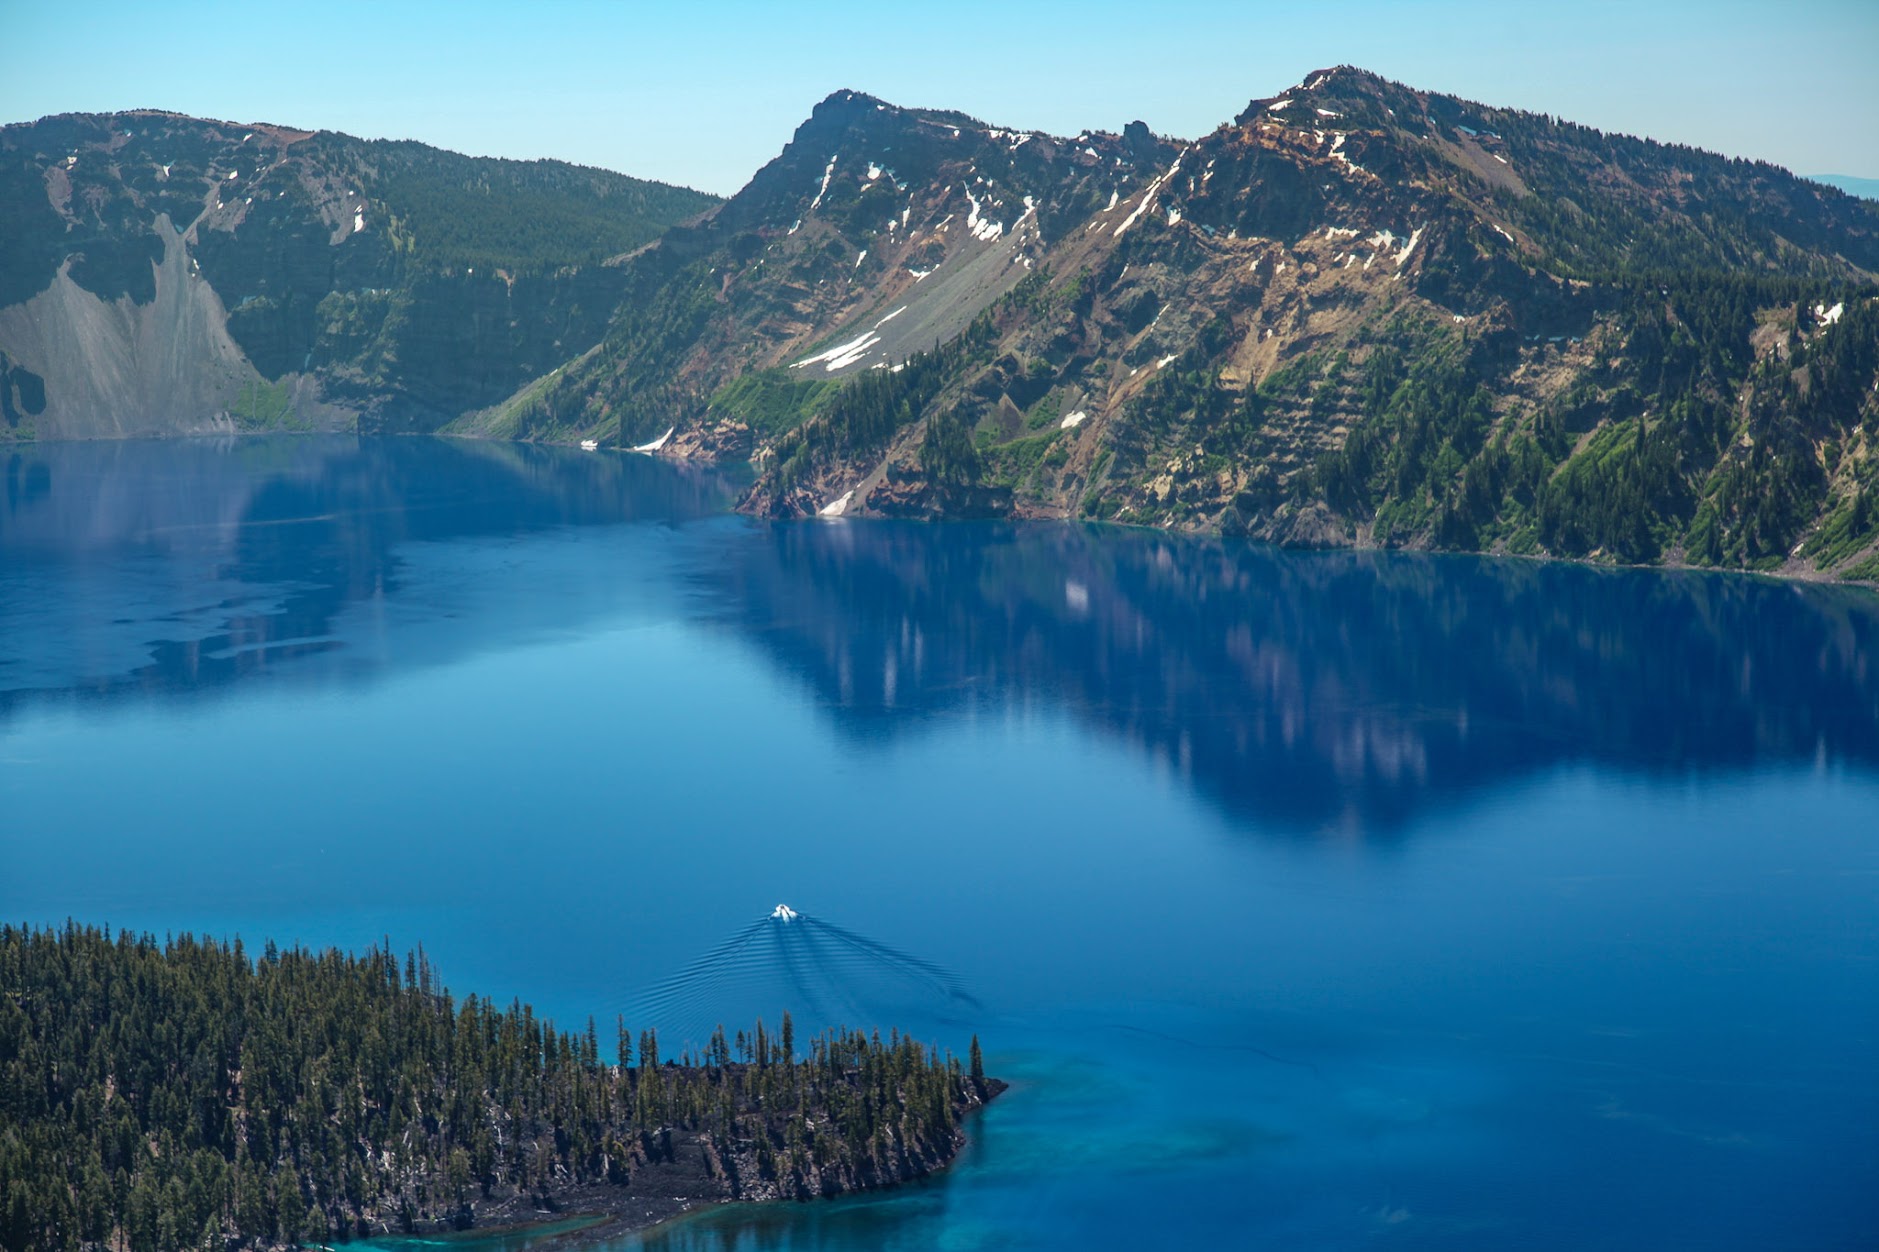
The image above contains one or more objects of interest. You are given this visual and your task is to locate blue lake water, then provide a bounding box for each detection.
[3,435,1876,1250]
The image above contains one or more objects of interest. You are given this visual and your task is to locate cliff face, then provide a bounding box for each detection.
[0,111,717,439]
[446,90,1180,446]
[482,68,1879,580]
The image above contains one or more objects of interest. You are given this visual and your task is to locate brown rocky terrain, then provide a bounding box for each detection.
[469,68,1879,580]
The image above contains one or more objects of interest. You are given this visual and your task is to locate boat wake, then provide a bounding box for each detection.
[624,905,984,1054]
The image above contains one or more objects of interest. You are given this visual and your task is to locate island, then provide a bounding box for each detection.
[0,923,1004,1250]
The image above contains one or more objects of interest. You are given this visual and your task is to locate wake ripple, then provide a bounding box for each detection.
[623,906,983,1053]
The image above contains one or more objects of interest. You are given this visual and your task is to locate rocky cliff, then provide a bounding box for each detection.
[11,75,1879,579]
[0,111,717,439]
[478,69,1879,580]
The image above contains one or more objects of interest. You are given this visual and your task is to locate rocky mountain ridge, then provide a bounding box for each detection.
[6,72,1878,579]
[500,66,1876,579]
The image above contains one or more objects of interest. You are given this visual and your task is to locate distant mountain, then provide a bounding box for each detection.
[471,67,1877,579]
[0,111,717,437]
[1810,174,1879,201]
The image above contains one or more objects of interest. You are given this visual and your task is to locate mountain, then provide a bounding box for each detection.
[1810,174,1879,201]
[0,111,717,438]
[446,90,1178,461]
[465,68,1879,579]
[7,76,1878,580]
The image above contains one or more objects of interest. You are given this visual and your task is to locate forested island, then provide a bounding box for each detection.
[0,923,1002,1251]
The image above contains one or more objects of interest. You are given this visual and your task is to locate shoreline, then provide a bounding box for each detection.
[363,1082,1006,1251]
[7,428,1874,590]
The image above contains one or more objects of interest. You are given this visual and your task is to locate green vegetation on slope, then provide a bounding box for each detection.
[335,137,717,274]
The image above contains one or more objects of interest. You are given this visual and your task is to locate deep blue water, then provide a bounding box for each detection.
[3,436,1877,1250]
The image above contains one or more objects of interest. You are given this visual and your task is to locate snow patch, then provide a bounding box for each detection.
[353,210,365,232]
[874,305,908,328]
[964,186,1005,242]
[867,162,883,181]
[855,250,867,268]
[1157,354,1178,369]
[810,155,838,211]
[631,426,675,453]
[1060,410,1088,429]
[1316,108,1342,118]
[1325,225,1359,239]
[907,267,932,280]
[1817,301,1845,326]
[1268,99,1294,112]
[1329,133,1366,176]
[1395,226,1424,268]
[792,331,882,372]
[1114,151,1185,237]
[818,490,855,518]
[1493,224,1515,243]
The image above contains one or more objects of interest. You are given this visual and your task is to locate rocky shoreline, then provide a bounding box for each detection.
[364,1077,1008,1250]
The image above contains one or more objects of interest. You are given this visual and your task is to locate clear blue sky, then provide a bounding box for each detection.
[3,0,1873,196]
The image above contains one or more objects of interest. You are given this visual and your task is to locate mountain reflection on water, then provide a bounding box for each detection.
[0,436,733,717]
[709,519,1879,830]
[4,437,1877,835]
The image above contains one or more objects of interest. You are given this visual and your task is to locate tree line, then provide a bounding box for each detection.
[0,923,989,1251]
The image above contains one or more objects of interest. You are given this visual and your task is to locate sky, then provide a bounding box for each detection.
[2,0,1874,197]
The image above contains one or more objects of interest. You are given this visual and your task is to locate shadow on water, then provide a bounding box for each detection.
[0,436,735,721]
[698,519,1879,833]
[5,439,1877,838]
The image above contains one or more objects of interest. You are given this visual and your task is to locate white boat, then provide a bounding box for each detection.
[579,439,598,451]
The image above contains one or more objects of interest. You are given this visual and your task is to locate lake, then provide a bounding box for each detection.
[3,435,1876,1249]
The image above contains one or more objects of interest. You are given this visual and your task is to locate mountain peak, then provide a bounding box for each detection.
[1235,65,1402,128]
[809,88,895,121]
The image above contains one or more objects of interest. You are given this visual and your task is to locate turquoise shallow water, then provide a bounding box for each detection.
[2,436,1876,1249]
